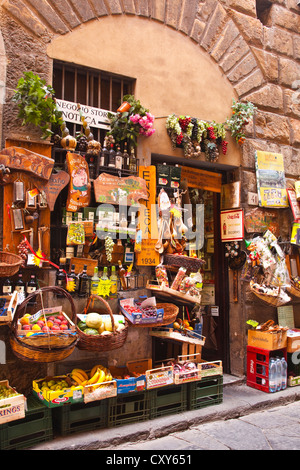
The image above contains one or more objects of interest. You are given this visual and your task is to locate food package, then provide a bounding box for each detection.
[66,152,91,212]
[171,267,187,290]
[155,264,169,287]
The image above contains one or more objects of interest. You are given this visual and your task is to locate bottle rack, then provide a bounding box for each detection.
[246,345,287,393]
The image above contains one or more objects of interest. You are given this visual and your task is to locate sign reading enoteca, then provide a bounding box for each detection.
[220,208,244,242]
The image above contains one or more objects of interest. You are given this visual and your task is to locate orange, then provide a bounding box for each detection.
[47,321,53,328]
[20,316,30,326]
[32,324,41,331]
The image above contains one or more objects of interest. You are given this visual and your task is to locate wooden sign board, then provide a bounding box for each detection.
[35,170,70,211]
[181,166,222,192]
[221,181,241,210]
[94,173,148,206]
[0,146,54,180]
[244,207,280,237]
[69,257,98,276]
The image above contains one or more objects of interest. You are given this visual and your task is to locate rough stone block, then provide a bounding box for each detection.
[151,0,166,23]
[200,3,227,51]
[234,69,265,97]
[179,0,198,35]
[265,26,293,57]
[254,110,290,144]
[165,0,182,29]
[219,36,250,73]
[2,0,48,36]
[284,89,300,119]
[251,48,279,82]
[135,0,150,17]
[26,0,70,34]
[105,0,122,14]
[49,0,81,29]
[89,0,109,17]
[227,0,257,16]
[290,118,300,145]
[266,4,300,33]
[279,57,300,88]
[210,20,239,62]
[228,10,263,47]
[245,84,283,111]
[227,53,257,84]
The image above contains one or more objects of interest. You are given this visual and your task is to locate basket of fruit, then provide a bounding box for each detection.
[76,294,129,352]
[10,286,79,362]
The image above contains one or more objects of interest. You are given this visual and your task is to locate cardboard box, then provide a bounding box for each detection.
[119,297,164,325]
[248,329,287,350]
[0,380,26,424]
[109,359,152,394]
[287,329,300,353]
[32,375,83,408]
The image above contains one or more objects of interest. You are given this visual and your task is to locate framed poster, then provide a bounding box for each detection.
[244,207,280,237]
[220,208,244,242]
[255,151,288,208]
[287,188,300,222]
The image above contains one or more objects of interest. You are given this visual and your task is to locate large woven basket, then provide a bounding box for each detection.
[0,251,23,277]
[287,280,300,298]
[76,294,129,351]
[250,281,291,307]
[10,286,78,363]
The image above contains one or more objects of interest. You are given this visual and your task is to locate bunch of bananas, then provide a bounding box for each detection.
[70,365,113,391]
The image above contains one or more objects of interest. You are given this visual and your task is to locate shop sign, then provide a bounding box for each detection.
[181,166,222,192]
[221,181,241,210]
[56,99,114,130]
[135,166,159,267]
[220,208,244,242]
[255,151,288,208]
[287,188,300,222]
[244,207,280,237]
[94,173,148,205]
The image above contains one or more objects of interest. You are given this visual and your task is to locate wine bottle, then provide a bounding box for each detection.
[15,272,25,293]
[56,264,66,296]
[88,155,96,179]
[129,147,137,172]
[68,264,77,296]
[78,264,89,297]
[122,142,130,170]
[115,145,123,170]
[108,144,116,168]
[110,265,118,298]
[2,277,13,295]
[27,274,38,306]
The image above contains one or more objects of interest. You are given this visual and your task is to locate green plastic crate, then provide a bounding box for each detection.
[188,375,223,410]
[52,398,108,435]
[149,383,188,419]
[108,390,151,427]
[0,395,53,450]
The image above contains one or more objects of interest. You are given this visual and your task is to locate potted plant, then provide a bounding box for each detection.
[225,99,257,144]
[12,71,64,140]
[106,94,155,147]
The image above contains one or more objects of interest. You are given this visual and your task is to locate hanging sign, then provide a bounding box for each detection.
[221,181,241,210]
[220,208,244,242]
[94,173,148,206]
[255,151,288,208]
[244,207,280,237]
[55,99,114,130]
[287,188,300,222]
[0,146,54,180]
[34,170,70,211]
[135,166,159,266]
[181,166,222,192]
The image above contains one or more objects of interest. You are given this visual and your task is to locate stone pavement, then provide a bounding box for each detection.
[30,374,300,451]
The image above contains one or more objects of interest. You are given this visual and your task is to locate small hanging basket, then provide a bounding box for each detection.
[76,294,129,352]
[286,280,300,298]
[129,303,179,327]
[10,286,78,363]
[0,251,23,277]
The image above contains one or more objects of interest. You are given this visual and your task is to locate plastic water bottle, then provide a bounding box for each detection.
[281,357,287,390]
[275,357,282,391]
[269,358,277,392]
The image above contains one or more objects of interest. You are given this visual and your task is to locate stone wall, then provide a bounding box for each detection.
[0,0,299,382]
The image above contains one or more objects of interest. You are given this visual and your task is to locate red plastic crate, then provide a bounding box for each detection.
[246,345,287,393]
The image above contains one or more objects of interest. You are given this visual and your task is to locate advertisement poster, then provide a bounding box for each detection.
[220,208,244,242]
[287,188,300,222]
[244,207,280,236]
[291,222,300,245]
[255,151,288,208]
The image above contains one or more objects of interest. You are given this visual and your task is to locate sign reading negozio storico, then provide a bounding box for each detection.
[56,99,116,130]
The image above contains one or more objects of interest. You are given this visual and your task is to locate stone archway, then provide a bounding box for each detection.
[1,0,264,101]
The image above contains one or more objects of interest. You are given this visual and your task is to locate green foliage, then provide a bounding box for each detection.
[225,99,257,144]
[12,71,64,139]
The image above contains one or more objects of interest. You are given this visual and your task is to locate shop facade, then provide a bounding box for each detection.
[0,0,299,398]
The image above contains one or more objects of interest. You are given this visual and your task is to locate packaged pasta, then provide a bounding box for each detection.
[171,267,187,291]
[155,264,169,287]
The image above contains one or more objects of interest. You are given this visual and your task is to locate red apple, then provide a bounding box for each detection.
[57,315,65,321]
[42,325,50,332]
[60,324,68,330]
[51,324,60,331]
[48,316,55,322]
[61,319,68,325]
[37,320,44,328]
[54,318,61,324]
[23,324,31,330]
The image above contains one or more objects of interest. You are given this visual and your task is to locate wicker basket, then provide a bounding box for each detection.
[250,281,291,307]
[10,286,78,363]
[287,280,300,298]
[164,254,205,272]
[129,303,179,327]
[0,251,23,277]
[76,294,129,352]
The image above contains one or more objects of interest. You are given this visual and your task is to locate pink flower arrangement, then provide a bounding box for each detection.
[130,112,155,136]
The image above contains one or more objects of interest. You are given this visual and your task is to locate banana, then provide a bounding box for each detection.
[97,369,106,383]
[72,368,88,381]
[88,369,100,385]
[105,373,113,382]
[90,364,103,378]
[71,372,86,385]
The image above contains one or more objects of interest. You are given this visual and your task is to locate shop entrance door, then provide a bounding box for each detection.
[152,160,230,372]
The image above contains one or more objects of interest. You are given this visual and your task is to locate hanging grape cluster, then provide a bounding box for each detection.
[17,240,29,267]
[104,236,114,262]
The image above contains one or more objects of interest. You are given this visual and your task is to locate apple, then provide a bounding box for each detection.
[54,318,61,324]
[57,315,65,321]
[60,324,68,330]
[37,320,44,328]
[48,316,55,322]
[23,324,31,330]
[42,326,50,332]
[51,324,60,331]
[61,319,68,325]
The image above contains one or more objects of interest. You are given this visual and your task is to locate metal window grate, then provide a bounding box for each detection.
[53,61,135,142]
